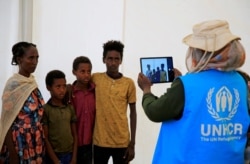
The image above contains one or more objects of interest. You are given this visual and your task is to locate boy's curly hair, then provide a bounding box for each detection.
[103,40,124,60]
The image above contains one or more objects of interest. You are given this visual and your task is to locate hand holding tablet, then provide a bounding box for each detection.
[140,57,174,83]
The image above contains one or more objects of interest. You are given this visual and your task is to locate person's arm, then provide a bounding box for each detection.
[42,107,60,164]
[64,84,73,104]
[70,122,77,164]
[142,78,184,122]
[137,69,184,122]
[43,125,60,164]
[124,103,136,163]
[4,128,19,163]
[129,103,136,147]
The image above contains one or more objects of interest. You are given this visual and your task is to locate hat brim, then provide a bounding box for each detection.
[183,33,240,52]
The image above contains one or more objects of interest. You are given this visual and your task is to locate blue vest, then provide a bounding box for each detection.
[153,70,249,164]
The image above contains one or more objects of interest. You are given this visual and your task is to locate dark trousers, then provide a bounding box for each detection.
[77,144,92,164]
[93,145,128,164]
[46,152,72,164]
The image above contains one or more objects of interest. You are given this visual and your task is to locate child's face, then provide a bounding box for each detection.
[73,63,92,85]
[103,50,122,73]
[49,78,67,100]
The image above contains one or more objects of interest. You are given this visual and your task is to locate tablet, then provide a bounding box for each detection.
[140,56,174,83]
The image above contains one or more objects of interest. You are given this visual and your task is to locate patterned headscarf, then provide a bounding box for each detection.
[185,40,245,73]
[183,20,245,73]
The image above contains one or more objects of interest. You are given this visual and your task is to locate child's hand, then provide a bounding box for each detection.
[63,84,73,104]
[70,158,77,164]
[123,142,135,163]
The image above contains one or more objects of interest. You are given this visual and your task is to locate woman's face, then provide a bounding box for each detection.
[18,46,39,77]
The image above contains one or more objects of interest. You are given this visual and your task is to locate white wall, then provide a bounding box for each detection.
[1,0,250,163]
[0,0,20,86]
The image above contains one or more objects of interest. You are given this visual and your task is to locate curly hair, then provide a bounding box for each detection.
[103,40,124,60]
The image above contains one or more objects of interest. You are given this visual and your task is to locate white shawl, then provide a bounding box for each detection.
[0,73,37,149]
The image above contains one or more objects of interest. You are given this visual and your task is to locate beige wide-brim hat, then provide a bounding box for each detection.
[183,20,240,52]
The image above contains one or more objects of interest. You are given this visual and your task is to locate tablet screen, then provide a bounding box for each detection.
[140,57,174,83]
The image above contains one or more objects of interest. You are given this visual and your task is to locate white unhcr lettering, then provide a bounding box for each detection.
[201,123,243,136]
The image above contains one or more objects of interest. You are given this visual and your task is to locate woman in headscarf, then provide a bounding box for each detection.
[0,42,45,164]
[137,20,249,164]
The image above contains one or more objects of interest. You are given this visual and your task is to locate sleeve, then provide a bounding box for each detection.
[91,73,98,83]
[128,79,136,104]
[142,78,185,122]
